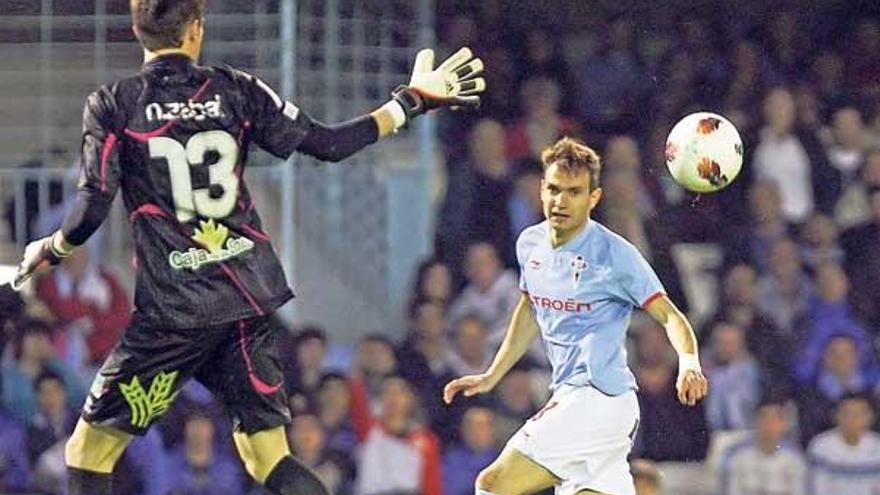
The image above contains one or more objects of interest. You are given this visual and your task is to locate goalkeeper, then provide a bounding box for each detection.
[11,1,484,495]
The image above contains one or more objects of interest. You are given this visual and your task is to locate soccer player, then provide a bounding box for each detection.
[11,1,484,495]
[444,137,708,495]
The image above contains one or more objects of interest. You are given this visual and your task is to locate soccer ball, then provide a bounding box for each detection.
[665,112,743,193]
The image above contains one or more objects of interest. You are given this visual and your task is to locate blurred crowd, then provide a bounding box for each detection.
[3,3,880,495]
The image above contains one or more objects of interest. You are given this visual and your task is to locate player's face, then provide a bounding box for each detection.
[541,163,602,237]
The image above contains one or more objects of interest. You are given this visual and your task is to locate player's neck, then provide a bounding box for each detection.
[549,219,589,248]
[143,47,197,64]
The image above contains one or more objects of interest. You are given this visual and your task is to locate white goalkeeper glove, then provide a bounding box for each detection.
[390,47,486,127]
[12,232,72,290]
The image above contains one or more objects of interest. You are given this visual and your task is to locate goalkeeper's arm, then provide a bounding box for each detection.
[296,47,485,162]
[13,89,119,289]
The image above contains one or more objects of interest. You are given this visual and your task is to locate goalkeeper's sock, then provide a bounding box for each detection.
[68,467,112,495]
[263,455,329,495]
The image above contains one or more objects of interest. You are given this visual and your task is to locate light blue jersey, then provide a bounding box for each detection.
[517,220,665,395]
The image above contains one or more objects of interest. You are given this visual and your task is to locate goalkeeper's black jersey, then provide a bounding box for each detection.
[74,54,313,328]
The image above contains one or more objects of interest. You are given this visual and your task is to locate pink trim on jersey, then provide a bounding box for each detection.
[129,203,167,222]
[124,121,175,142]
[238,320,282,394]
[99,133,118,192]
[241,224,270,242]
[190,77,212,101]
[123,78,213,142]
[219,263,265,316]
[641,291,665,309]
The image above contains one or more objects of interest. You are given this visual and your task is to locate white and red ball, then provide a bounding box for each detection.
[665,112,743,193]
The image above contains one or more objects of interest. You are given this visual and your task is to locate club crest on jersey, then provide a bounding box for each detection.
[168,219,254,271]
[529,259,542,270]
[146,94,224,122]
[571,255,586,285]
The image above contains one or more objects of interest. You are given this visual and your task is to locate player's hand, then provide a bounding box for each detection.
[676,368,709,407]
[11,233,71,291]
[443,373,496,404]
[392,47,485,124]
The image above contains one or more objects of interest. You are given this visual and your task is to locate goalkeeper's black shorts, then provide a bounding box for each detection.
[81,312,290,436]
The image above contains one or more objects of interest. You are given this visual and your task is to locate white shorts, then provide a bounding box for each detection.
[506,384,640,495]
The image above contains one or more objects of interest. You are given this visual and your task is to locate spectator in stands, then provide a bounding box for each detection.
[352,334,398,414]
[27,371,77,495]
[0,393,30,493]
[752,87,838,222]
[514,28,573,106]
[397,301,456,439]
[505,77,580,162]
[845,19,880,95]
[26,371,76,465]
[810,51,851,116]
[798,213,844,268]
[284,326,327,414]
[795,262,874,385]
[632,322,709,461]
[705,264,792,393]
[121,430,171,495]
[479,45,518,122]
[288,414,353,495]
[798,335,876,443]
[836,148,880,228]
[807,394,880,495]
[603,135,659,214]
[406,258,454,317]
[351,376,442,495]
[316,373,357,453]
[491,362,540,446]
[576,16,644,133]
[436,119,515,271]
[724,180,795,271]
[166,409,243,495]
[821,106,871,188]
[0,285,25,356]
[704,322,761,432]
[724,41,776,117]
[721,400,806,495]
[1,319,85,423]
[442,407,499,495]
[447,314,491,377]
[35,248,130,368]
[507,160,543,237]
[841,185,880,328]
[756,238,815,338]
[766,10,813,84]
[630,459,662,495]
[448,242,520,346]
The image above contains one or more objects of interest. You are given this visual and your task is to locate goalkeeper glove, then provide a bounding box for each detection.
[391,47,485,127]
[12,232,72,290]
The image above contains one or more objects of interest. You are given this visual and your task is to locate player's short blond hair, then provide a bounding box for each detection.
[541,137,602,191]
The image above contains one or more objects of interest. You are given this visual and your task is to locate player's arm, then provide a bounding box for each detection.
[643,294,709,406]
[249,47,484,163]
[13,89,120,289]
[443,292,539,404]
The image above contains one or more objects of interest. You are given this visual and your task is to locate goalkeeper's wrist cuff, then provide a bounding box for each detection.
[379,99,407,132]
[50,232,73,258]
[678,353,701,373]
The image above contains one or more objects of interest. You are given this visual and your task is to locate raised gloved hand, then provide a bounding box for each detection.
[391,47,485,125]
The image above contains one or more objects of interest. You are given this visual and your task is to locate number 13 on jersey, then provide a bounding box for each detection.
[148,130,239,222]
